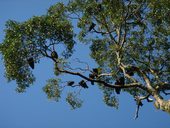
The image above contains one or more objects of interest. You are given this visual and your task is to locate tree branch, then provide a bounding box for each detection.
[48,56,148,92]
[93,28,115,35]
[94,13,117,44]
[134,103,140,120]
[162,90,170,95]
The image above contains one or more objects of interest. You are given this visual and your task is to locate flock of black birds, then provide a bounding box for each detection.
[65,66,136,94]
[87,67,136,95]
[27,52,135,94]
[26,1,136,94]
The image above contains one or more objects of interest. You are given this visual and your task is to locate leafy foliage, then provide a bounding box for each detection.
[43,79,62,101]
[0,0,170,114]
[0,3,75,91]
[103,88,119,109]
[66,92,83,109]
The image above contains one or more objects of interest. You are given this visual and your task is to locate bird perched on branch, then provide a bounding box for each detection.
[92,68,99,77]
[79,80,88,88]
[115,77,125,94]
[27,57,34,69]
[51,51,58,60]
[89,73,95,85]
[126,66,138,76]
[89,22,96,32]
[67,81,75,86]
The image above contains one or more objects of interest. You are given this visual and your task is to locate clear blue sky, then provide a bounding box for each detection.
[0,1,169,128]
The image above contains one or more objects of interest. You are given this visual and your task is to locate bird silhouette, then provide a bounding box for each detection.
[27,57,34,69]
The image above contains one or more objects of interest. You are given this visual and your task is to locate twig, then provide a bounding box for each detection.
[93,28,116,35]
[73,58,90,70]
[134,104,140,120]
[162,90,170,95]
[134,96,143,119]
[66,66,89,73]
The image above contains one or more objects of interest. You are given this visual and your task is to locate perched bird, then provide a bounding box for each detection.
[79,80,88,89]
[88,22,96,32]
[92,68,99,77]
[27,57,34,69]
[114,77,125,94]
[126,66,138,76]
[51,51,58,60]
[126,69,134,76]
[89,74,95,85]
[115,87,121,94]
[67,81,75,86]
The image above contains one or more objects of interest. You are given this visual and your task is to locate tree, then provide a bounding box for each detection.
[0,0,169,119]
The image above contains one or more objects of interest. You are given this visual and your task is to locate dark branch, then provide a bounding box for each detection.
[134,96,144,119]
[134,103,140,120]
[162,90,170,95]
[48,56,148,92]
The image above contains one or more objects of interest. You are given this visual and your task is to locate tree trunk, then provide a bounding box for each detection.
[154,94,170,113]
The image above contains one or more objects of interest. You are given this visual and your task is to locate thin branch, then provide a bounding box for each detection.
[120,63,139,83]
[162,90,170,95]
[98,73,112,77]
[66,11,82,21]
[140,70,155,92]
[65,66,89,73]
[134,103,140,120]
[120,0,132,49]
[139,94,154,102]
[93,28,115,35]
[65,58,90,73]
[73,58,90,70]
[94,15,117,44]
[134,95,143,120]
[126,52,149,66]
[134,93,154,119]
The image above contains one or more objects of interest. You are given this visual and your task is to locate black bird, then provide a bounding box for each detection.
[126,69,134,76]
[51,51,58,60]
[115,87,121,94]
[114,77,125,94]
[79,80,88,88]
[88,23,96,32]
[89,74,95,85]
[118,77,125,85]
[126,66,138,76]
[67,81,75,86]
[27,57,34,69]
[92,68,98,77]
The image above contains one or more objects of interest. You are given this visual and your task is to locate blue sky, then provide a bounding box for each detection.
[0,1,169,128]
